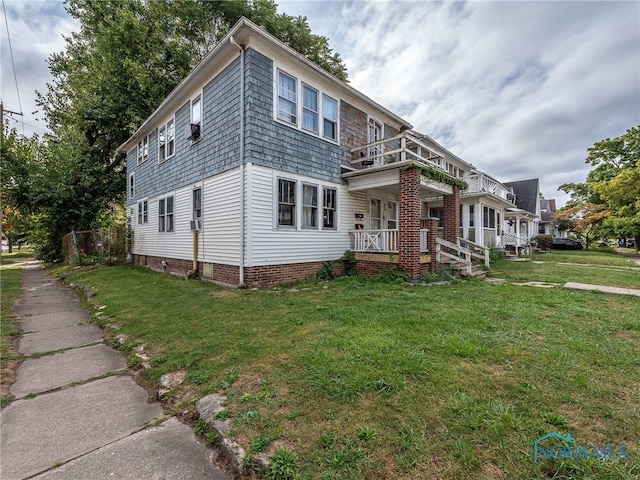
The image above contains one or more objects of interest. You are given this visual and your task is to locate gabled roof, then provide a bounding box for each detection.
[504,178,539,215]
[118,17,412,154]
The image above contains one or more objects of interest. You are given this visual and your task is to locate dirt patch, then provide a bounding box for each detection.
[481,462,507,479]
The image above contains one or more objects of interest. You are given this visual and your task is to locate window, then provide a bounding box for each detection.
[158,126,166,163]
[368,118,383,165]
[158,196,174,233]
[323,188,337,229]
[129,173,135,198]
[277,71,297,124]
[193,188,202,221]
[323,95,338,140]
[137,136,149,164]
[137,200,148,224]
[166,119,175,158]
[302,184,318,228]
[469,205,474,227]
[159,118,175,162]
[190,96,202,141]
[302,84,318,133]
[278,179,296,226]
[483,206,496,229]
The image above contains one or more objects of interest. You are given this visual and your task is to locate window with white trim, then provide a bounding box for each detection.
[483,206,496,229]
[302,84,319,133]
[137,136,149,164]
[189,96,202,141]
[277,179,296,227]
[302,184,318,228]
[323,188,337,229]
[323,95,338,140]
[276,68,339,143]
[158,196,174,233]
[158,118,175,163]
[277,71,297,124]
[137,200,148,224]
[193,188,202,221]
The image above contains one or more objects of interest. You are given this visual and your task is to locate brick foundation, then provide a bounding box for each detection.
[132,254,342,288]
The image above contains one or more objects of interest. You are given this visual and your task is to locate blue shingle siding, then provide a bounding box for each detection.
[127,58,242,201]
[244,49,342,184]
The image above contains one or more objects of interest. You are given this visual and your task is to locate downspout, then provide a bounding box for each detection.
[230,36,246,286]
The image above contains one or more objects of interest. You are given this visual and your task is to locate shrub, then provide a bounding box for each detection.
[532,235,553,250]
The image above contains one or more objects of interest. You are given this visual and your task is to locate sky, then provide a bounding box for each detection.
[2,0,639,207]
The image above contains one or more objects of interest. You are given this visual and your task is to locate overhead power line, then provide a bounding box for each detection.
[2,0,24,134]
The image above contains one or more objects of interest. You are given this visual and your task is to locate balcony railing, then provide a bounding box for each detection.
[350,132,461,178]
[463,172,513,201]
[351,229,430,253]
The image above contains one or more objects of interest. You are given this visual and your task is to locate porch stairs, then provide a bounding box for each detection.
[435,238,490,279]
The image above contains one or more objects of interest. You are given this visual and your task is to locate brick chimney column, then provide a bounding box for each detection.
[443,186,461,245]
[399,167,421,280]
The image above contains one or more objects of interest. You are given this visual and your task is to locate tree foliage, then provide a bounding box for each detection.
[17,0,347,260]
[557,126,640,250]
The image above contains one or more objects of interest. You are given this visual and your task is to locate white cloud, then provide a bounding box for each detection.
[1,0,78,136]
[4,0,639,207]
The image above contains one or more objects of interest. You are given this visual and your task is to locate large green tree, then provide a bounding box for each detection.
[558,126,640,250]
[29,0,347,260]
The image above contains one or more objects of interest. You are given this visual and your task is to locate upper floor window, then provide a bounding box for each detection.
[302,84,319,133]
[189,96,202,141]
[276,68,339,143]
[159,118,175,163]
[323,95,338,140]
[158,196,174,233]
[137,136,149,165]
[278,179,296,227]
[278,71,297,124]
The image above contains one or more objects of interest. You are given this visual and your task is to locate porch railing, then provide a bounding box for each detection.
[350,229,431,253]
[502,232,530,246]
[351,229,398,252]
[350,132,459,177]
[436,237,490,275]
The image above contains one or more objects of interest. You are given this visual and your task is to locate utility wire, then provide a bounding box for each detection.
[2,0,24,134]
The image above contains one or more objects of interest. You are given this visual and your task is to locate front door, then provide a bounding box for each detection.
[370,197,382,230]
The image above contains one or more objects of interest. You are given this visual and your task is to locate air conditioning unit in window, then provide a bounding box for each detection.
[190,219,201,231]
[186,123,201,140]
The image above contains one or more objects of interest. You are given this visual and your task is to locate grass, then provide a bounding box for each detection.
[1,249,33,406]
[48,247,640,479]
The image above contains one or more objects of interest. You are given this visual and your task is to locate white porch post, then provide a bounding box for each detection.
[461,204,469,240]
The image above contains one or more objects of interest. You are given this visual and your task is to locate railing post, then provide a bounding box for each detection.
[400,134,406,162]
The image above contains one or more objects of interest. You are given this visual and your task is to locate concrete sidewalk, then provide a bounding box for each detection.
[1,263,228,480]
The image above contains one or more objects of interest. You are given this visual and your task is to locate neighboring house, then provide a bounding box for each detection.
[503,179,541,252]
[539,198,563,237]
[119,18,466,287]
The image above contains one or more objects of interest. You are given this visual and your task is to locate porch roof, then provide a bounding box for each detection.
[341,160,454,196]
[504,207,539,220]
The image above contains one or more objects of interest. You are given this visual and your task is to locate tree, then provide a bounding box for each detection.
[552,204,610,249]
[558,126,640,250]
[29,0,348,260]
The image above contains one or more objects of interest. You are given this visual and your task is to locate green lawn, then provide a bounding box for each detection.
[5,248,640,478]
[1,249,33,406]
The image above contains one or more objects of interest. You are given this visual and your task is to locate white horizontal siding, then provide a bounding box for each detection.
[130,188,192,260]
[128,168,241,265]
[201,168,242,265]
[247,165,353,266]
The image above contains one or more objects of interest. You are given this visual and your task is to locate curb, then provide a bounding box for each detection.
[196,394,269,476]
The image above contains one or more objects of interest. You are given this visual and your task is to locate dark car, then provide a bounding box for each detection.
[552,237,583,250]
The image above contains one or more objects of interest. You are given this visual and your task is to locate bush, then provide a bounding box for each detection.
[420,267,454,283]
[531,235,553,250]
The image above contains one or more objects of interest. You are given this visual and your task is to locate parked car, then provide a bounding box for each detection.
[626,238,636,248]
[552,238,583,250]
